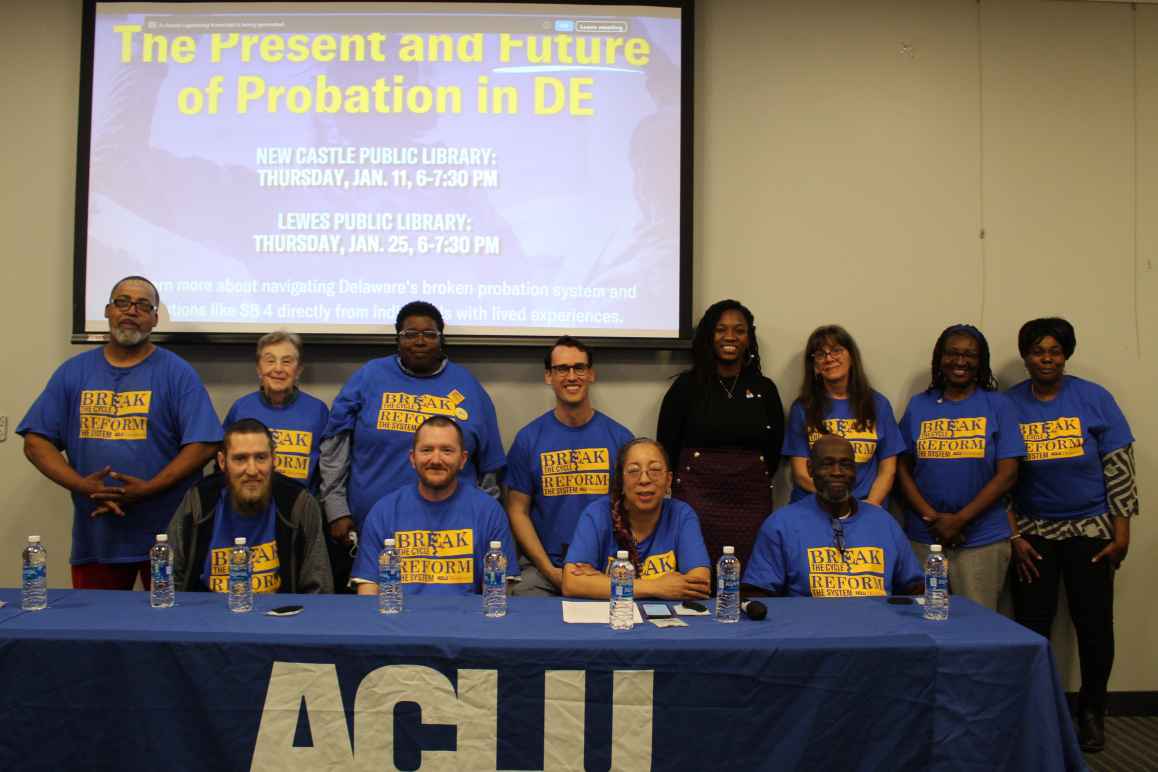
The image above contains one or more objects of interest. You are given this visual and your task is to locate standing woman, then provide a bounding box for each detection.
[223,331,329,490]
[894,324,1025,611]
[1006,318,1137,753]
[657,299,784,571]
[783,325,904,505]
[319,301,505,561]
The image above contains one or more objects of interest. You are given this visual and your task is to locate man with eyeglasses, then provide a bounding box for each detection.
[742,435,922,598]
[319,300,504,586]
[506,336,633,596]
[18,276,222,590]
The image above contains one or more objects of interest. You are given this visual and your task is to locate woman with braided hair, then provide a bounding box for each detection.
[894,324,1026,611]
[562,438,711,600]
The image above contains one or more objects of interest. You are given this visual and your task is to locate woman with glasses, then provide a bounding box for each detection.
[223,331,329,490]
[783,325,904,506]
[894,324,1025,611]
[657,299,784,572]
[1005,318,1136,752]
[562,439,711,600]
[318,301,505,568]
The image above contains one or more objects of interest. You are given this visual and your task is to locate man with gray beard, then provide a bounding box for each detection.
[19,276,222,589]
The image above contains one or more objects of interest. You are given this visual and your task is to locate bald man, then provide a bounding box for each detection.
[743,435,923,598]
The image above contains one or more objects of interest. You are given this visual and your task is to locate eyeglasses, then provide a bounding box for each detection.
[399,329,441,341]
[624,465,667,482]
[832,519,846,556]
[549,363,590,376]
[260,355,300,368]
[811,346,847,362]
[109,297,156,314]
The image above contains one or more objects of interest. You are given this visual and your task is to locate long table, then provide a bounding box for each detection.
[0,589,1083,771]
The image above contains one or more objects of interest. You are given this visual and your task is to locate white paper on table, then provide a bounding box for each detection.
[561,600,644,624]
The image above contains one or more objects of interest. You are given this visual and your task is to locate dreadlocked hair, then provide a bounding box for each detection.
[687,299,762,386]
[928,324,999,393]
[607,437,671,577]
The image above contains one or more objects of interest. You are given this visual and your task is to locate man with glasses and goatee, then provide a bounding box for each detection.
[19,276,222,590]
[506,336,633,596]
[742,434,923,598]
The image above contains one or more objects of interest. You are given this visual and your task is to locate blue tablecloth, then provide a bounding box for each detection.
[0,589,1083,771]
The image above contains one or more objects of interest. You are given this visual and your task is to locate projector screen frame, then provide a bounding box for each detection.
[71,0,695,351]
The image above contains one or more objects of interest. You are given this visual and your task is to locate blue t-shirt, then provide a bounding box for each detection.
[324,355,505,526]
[224,390,330,490]
[564,498,710,577]
[742,496,922,597]
[17,347,224,564]
[782,391,905,502]
[200,494,281,593]
[506,410,634,567]
[351,483,519,595]
[898,388,1025,547]
[1006,376,1133,520]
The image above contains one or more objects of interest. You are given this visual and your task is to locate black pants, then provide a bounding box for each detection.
[1011,534,1115,713]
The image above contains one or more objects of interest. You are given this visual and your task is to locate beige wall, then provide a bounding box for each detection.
[1,0,1154,691]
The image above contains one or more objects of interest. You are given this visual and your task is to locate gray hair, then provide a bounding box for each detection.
[256,330,303,361]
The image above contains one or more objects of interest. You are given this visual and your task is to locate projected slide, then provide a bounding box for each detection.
[81,1,685,339]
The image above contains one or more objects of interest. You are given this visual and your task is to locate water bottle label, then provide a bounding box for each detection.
[927,576,945,592]
[22,565,45,584]
[612,582,631,601]
[380,567,401,583]
[152,564,171,582]
[719,577,739,592]
[484,569,503,588]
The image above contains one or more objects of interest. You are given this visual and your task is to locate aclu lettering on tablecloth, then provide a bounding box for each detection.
[251,663,654,771]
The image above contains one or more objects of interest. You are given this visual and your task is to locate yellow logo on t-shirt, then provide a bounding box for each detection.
[916,417,987,459]
[1020,417,1083,461]
[808,419,878,463]
[540,447,611,496]
[272,428,312,480]
[207,540,281,593]
[78,389,152,440]
[806,545,886,597]
[394,528,474,584]
[376,389,470,432]
[602,549,677,578]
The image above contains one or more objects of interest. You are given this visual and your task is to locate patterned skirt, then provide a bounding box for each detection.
[672,447,773,574]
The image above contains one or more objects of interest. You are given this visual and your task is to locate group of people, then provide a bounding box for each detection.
[19,277,1137,753]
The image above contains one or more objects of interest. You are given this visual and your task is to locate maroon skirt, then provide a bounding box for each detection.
[672,447,772,573]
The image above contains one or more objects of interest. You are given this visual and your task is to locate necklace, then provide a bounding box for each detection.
[1030,381,1060,401]
[719,375,739,399]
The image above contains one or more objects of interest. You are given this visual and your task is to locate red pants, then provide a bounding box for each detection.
[71,561,151,590]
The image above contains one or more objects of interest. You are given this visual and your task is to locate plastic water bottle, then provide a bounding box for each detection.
[149,533,174,609]
[228,537,253,613]
[21,536,47,611]
[378,537,403,614]
[716,545,741,623]
[923,544,949,621]
[483,541,507,618]
[609,550,635,630]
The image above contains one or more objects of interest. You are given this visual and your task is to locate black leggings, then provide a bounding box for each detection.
[1011,534,1115,713]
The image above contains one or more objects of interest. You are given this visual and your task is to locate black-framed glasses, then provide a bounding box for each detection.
[399,329,441,341]
[549,363,590,377]
[109,297,156,314]
[811,346,847,362]
[832,519,846,556]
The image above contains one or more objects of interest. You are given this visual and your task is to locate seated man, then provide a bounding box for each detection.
[743,434,922,598]
[168,418,333,594]
[506,336,633,596]
[352,415,519,595]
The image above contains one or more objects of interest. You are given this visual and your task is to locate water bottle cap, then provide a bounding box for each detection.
[616,550,628,559]
[490,540,502,549]
[27,535,41,544]
[930,544,942,553]
[384,537,395,546]
[234,537,247,546]
[155,534,168,543]
[722,546,735,555]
